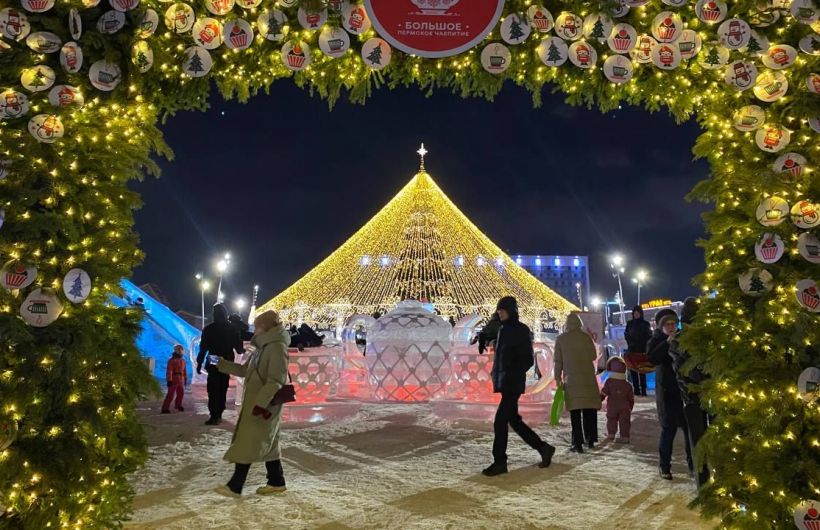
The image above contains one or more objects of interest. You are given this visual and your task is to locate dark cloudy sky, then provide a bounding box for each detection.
[132,82,709,314]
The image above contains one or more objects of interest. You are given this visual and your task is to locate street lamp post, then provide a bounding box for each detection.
[575,282,583,308]
[632,269,648,306]
[215,252,231,304]
[195,273,210,330]
[610,254,626,325]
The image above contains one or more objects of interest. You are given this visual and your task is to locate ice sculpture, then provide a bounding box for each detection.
[366,300,452,402]
[335,314,376,400]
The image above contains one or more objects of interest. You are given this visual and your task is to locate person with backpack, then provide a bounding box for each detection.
[196,303,245,425]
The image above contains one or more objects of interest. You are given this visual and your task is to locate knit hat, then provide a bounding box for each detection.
[654,308,677,325]
[681,297,699,324]
[659,313,679,329]
[496,296,519,316]
[606,356,627,380]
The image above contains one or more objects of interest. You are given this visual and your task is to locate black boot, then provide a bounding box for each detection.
[481,462,508,477]
[205,416,221,425]
[537,443,555,468]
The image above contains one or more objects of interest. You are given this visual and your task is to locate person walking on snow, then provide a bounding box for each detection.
[624,305,652,396]
[161,344,187,413]
[482,296,555,477]
[197,303,245,425]
[554,313,602,453]
[600,356,634,443]
[214,310,291,497]
[648,310,693,480]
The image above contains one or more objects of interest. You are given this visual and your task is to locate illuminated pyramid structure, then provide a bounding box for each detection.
[259,146,577,328]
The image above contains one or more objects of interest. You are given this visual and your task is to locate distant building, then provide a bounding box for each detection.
[512,255,590,308]
[613,298,684,326]
[138,283,171,308]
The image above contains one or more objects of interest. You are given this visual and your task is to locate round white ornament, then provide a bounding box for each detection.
[809,117,820,134]
[319,26,349,58]
[342,4,370,35]
[696,0,728,24]
[797,369,820,399]
[742,30,769,55]
[724,60,758,90]
[733,105,765,132]
[110,0,139,12]
[555,13,583,41]
[753,71,788,102]
[21,0,54,13]
[697,42,729,69]
[583,13,612,43]
[193,18,223,50]
[0,90,29,119]
[258,10,287,42]
[0,159,9,180]
[63,268,91,303]
[791,0,819,24]
[69,8,82,40]
[224,19,253,50]
[568,40,597,68]
[89,60,121,91]
[755,125,790,152]
[326,0,348,13]
[750,9,780,28]
[21,65,55,92]
[762,44,797,69]
[652,12,683,43]
[738,268,774,296]
[631,34,657,64]
[626,0,649,6]
[677,29,702,60]
[652,42,681,69]
[205,0,234,16]
[792,200,820,229]
[774,152,807,178]
[82,0,101,7]
[28,114,63,143]
[611,0,630,19]
[97,10,126,34]
[799,33,820,54]
[236,0,260,9]
[501,13,532,45]
[481,42,511,73]
[608,23,637,54]
[132,41,154,72]
[138,9,159,38]
[754,232,785,263]
[717,18,750,49]
[278,0,297,7]
[361,37,391,69]
[1,260,37,290]
[60,42,83,74]
[26,31,60,53]
[798,232,820,263]
[48,85,83,108]
[603,54,633,83]
[538,36,568,66]
[0,418,17,450]
[21,287,63,326]
[281,40,310,71]
[297,7,326,30]
[756,196,789,226]
[527,5,553,33]
[0,8,30,41]
[183,46,212,77]
[165,3,195,34]
[796,279,820,311]
[0,40,10,53]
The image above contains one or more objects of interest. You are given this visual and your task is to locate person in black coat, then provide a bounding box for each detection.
[647,311,693,480]
[668,297,711,487]
[229,313,253,341]
[196,303,245,425]
[482,296,555,477]
[624,305,652,396]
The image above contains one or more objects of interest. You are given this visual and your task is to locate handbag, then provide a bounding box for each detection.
[254,357,296,407]
[550,384,566,426]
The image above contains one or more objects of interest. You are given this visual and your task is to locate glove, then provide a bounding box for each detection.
[252,405,272,420]
[166,381,172,388]
[196,363,202,375]
[478,344,486,355]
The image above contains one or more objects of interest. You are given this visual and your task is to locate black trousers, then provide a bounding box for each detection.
[206,369,230,419]
[570,409,598,448]
[492,392,546,463]
[659,420,693,473]
[683,402,710,486]
[226,460,284,494]
[629,370,647,396]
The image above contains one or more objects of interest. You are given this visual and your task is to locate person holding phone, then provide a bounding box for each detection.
[213,310,291,497]
[196,303,245,425]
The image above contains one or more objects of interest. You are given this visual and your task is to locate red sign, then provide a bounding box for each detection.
[364,0,505,58]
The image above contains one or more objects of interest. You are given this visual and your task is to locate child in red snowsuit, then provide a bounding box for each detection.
[161,345,187,413]
[601,357,634,443]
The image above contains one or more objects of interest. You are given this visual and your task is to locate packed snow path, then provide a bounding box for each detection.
[128,389,710,529]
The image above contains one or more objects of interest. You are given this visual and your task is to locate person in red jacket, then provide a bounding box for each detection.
[161,344,188,413]
[601,356,635,443]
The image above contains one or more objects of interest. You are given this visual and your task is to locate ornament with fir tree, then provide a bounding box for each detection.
[739,268,773,296]
[21,65,55,92]
[362,37,391,69]
[583,13,612,42]
[183,46,212,77]
[63,268,91,303]
[538,36,568,66]
[501,14,531,44]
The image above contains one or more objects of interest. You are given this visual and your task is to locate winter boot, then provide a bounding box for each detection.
[537,443,555,468]
[481,462,508,477]
[259,459,286,494]
[570,445,584,454]
[161,409,170,414]
[176,406,185,412]
[205,416,221,425]
[659,468,673,480]
[214,485,241,498]
[616,437,630,444]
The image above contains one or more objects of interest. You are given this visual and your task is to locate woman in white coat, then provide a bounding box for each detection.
[214,310,291,497]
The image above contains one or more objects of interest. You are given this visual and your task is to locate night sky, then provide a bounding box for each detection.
[132,82,710,315]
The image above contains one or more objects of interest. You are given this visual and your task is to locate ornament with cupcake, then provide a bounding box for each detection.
[795,500,820,530]
[527,5,553,33]
[224,18,253,50]
[652,12,682,43]
[773,152,807,179]
[608,23,637,53]
[696,0,728,24]
[281,40,311,71]
[0,260,37,290]
[796,279,820,312]
[754,233,785,263]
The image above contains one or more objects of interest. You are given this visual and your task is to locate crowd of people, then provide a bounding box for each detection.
[156,294,709,497]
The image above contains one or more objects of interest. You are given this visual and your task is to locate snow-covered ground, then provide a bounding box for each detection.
[127,386,711,529]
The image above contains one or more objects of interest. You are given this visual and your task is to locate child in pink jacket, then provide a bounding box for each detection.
[601,357,634,443]
[161,345,188,413]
